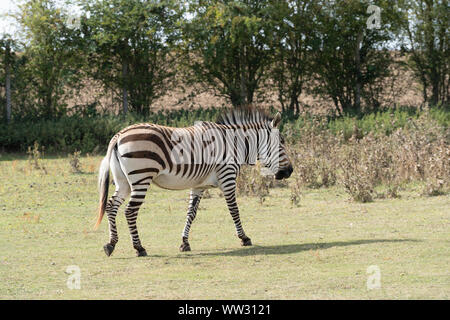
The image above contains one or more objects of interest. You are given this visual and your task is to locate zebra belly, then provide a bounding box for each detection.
[153,172,218,190]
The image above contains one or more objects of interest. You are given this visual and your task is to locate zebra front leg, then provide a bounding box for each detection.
[125,188,149,257]
[220,177,252,246]
[180,189,204,252]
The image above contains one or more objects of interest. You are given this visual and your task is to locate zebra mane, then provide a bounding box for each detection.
[216,105,273,126]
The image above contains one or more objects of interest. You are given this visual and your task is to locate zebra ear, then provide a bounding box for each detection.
[271,112,281,128]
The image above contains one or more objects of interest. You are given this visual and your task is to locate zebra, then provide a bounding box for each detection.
[94,107,293,257]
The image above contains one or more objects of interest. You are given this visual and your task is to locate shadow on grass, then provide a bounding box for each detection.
[111,238,420,260]
[71,171,95,176]
[191,238,420,257]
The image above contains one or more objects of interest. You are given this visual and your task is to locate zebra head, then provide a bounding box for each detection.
[217,107,293,179]
[260,112,293,180]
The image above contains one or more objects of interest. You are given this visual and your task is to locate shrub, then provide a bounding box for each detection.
[289,176,302,207]
[68,150,82,173]
[339,145,374,203]
[236,164,272,203]
[27,141,47,174]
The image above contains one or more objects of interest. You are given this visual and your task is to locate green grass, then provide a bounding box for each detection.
[0,156,449,299]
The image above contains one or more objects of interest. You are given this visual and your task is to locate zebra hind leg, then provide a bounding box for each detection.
[125,186,150,257]
[103,148,131,257]
[103,180,131,257]
[180,189,204,252]
[103,194,127,256]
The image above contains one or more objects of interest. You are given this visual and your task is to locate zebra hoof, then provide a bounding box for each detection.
[179,242,191,252]
[241,237,252,246]
[103,243,115,257]
[134,246,147,257]
[136,249,147,257]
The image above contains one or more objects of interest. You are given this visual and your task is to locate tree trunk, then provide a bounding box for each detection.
[430,64,440,106]
[239,45,247,106]
[290,90,300,115]
[122,61,128,114]
[354,30,364,114]
[5,42,11,123]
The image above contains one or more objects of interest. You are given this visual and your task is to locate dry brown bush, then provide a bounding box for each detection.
[236,164,272,204]
[288,123,339,190]
[68,150,82,173]
[284,113,449,202]
[232,112,448,204]
[27,141,47,174]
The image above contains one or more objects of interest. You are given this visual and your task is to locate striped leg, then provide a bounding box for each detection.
[103,193,126,256]
[223,188,252,246]
[180,189,204,252]
[103,159,131,257]
[218,168,252,246]
[125,187,149,257]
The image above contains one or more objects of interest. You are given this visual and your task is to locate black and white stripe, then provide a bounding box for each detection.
[95,107,293,257]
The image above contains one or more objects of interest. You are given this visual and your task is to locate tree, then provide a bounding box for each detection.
[269,0,320,115]
[0,38,14,123]
[182,0,274,107]
[1,5,22,123]
[0,37,38,121]
[17,0,86,118]
[81,0,182,115]
[311,0,404,116]
[402,0,449,107]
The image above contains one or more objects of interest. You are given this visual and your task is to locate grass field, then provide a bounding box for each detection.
[0,155,449,299]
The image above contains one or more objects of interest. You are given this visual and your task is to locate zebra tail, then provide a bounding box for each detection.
[94,137,117,230]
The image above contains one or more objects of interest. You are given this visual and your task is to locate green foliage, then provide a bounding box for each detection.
[0,107,221,153]
[0,0,448,122]
[181,0,274,106]
[81,0,183,115]
[402,0,449,107]
[270,0,319,115]
[15,0,86,118]
[282,106,449,142]
[429,107,450,128]
[311,0,405,115]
